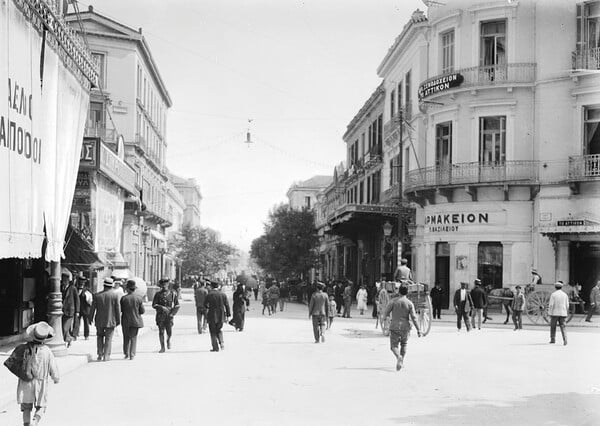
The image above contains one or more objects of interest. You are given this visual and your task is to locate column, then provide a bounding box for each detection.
[556,240,570,283]
[45,261,67,356]
[502,242,513,286]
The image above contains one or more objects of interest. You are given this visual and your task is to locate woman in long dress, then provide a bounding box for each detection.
[356,285,368,315]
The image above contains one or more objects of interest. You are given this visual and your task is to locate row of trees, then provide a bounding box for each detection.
[250,204,319,281]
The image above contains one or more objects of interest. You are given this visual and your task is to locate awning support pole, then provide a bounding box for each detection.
[46,260,67,356]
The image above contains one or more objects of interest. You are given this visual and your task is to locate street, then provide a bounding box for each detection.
[2,297,600,426]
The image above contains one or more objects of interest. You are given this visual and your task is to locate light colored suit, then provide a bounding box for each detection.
[548,289,569,317]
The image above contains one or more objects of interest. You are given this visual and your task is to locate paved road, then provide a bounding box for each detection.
[1,299,599,426]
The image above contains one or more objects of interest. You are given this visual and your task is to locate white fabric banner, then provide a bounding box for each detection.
[0,1,90,261]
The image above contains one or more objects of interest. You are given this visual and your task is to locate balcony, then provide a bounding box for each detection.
[84,125,116,143]
[363,148,382,170]
[568,154,600,193]
[418,63,536,100]
[572,47,600,71]
[405,161,540,204]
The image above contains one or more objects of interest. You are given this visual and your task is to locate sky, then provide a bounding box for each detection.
[81,0,425,252]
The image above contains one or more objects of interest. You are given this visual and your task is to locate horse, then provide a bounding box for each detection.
[486,287,515,324]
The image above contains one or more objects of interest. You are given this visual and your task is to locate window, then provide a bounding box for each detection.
[305,196,311,209]
[404,147,410,181]
[359,181,364,204]
[576,2,600,68]
[478,242,503,289]
[389,159,394,186]
[371,171,381,204]
[366,176,371,202]
[405,70,412,119]
[441,30,455,74]
[479,116,506,164]
[584,107,600,155]
[435,122,452,167]
[88,102,104,129]
[377,114,383,152]
[92,53,105,88]
[397,81,403,115]
[480,20,507,79]
[390,90,396,118]
[137,65,142,99]
[361,133,365,157]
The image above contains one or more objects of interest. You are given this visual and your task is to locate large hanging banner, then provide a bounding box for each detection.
[0,0,93,261]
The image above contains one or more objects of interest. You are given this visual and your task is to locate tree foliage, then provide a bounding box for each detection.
[173,225,237,278]
[250,204,318,280]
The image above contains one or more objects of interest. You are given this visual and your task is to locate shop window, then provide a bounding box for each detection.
[477,242,503,289]
[479,116,506,165]
[584,106,600,155]
[436,121,452,168]
[441,29,455,74]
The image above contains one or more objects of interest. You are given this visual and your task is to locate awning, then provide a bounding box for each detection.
[540,225,600,234]
[97,251,129,269]
[62,226,104,272]
[111,269,131,280]
[150,230,166,241]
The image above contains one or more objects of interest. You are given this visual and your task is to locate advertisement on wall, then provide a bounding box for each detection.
[95,177,124,253]
[0,1,92,260]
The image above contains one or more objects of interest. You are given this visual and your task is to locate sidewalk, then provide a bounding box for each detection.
[0,313,153,411]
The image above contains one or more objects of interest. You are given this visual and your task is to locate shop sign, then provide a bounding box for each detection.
[557,220,585,227]
[99,143,137,195]
[418,73,464,99]
[80,137,99,168]
[425,212,489,232]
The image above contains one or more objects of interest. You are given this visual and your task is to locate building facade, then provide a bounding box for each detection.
[287,175,333,210]
[169,173,202,227]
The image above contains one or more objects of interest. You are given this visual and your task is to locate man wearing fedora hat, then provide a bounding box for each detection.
[89,277,121,361]
[60,269,79,348]
[548,281,569,345]
[73,277,92,341]
[120,280,145,360]
[6,321,59,426]
[204,280,230,352]
[308,282,329,343]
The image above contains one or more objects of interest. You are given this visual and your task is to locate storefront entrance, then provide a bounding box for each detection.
[570,241,600,304]
[478,242,503,288]
[435,242,450,309]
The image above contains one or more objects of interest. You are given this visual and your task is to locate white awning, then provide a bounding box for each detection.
[150,230,167,241]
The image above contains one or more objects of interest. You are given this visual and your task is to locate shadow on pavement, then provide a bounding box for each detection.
[336,366,396,373]
[341,329,384,339]
[389,392,600,425]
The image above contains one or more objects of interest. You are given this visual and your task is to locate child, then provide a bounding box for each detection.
[327,295,336,329]
[11,321,59,426]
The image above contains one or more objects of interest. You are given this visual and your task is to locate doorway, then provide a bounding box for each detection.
[435,242,450,309]
[570,241,600,304]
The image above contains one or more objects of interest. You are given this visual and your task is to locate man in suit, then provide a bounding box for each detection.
[308,282,329,343]
[430,283,444,319]
[342,283,353,318]
[73,276,92,340]
[453,282,473,332]
[61,269,80,348]
[470,279,487,330]
[153,278,179,353]
[548,281,569,345]
[230,282,249,331]
[585,280,600,322]
[89,277,121,361]
[382,285,421,370]
[204,281,230,352]
[120,279,145,360]
[194,279,209,334]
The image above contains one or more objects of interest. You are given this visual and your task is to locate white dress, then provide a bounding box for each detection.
[356,288,368,311]
[16,344,59,407]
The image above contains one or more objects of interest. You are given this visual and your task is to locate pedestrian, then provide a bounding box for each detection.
[453,282,473,332]
[279,282,289,311]
[482,284,494,323]
[204,281,231,352]
[253,283,259,301]
[548,281,569,345]
[430,282,444,319]
[342,283,352,318]
[356,285,368,315]
[73,277,92,341]
[585,280,600,322]
[394,258,413,282]
[230,283,249,331]
[112,278,125,298]
[61,269,79,348]
[470,279,487,330]
[6,321,59,426]
[530,268,542,286]
[382,285,422,371]
[327,295,336,330]
[120,279,145,360]
[334,281,344,316]
[88,277,121,361]
[308,282,329,343]
[261,284,272,316]
[268,283,280,315]
[152,278,179,353]
[511,285,526,330]
[194,280,209,333]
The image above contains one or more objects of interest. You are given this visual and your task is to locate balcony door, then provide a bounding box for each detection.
[479,116,506,182]
[436,122,452,185]
[480,20,507,81]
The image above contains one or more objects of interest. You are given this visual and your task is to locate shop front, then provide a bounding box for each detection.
[412,202,533,308]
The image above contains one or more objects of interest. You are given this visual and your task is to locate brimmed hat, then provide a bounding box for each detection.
[316,282,326,290]
[61,268,72,280]
[474,279,482,285]
[26,321,54,343]
[531,268,537,273]
[554,281,564,288]
[158,278,170,286]
[126,279,137,290]
[210,281,219,288]
[103,277,114,287]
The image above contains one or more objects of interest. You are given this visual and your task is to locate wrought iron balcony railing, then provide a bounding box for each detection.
[84,125,116,143]
[405,161,540,192]
[568,154,600,181]
[572,47,600,71]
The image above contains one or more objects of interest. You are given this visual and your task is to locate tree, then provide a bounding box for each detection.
[250,204,318,281]
[173,225,237,279]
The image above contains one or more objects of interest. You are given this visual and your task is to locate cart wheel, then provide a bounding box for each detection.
[418,308,432,336]
[526,290,551,324]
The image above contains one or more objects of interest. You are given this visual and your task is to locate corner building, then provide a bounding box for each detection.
[396,0,600,308]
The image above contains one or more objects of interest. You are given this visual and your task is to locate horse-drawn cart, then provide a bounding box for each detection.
[375,281,433,336]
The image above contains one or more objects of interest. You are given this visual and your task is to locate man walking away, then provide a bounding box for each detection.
[453,282,473,332]
[308,282,329,343]
[342,283,352,318]
[89,278,121,361]
[194,280,209,333]
[279,282,289,312]
[512,285,526,330]
[585,280,600,322]
[152,278,179,353]
[61,270,79,348]
[470,279,487,330]
[548,281,569,345]
[334,281,344,316]
[430,282,444,320]
[382,286,421,371]
[120,280,145,360]
[205,281,231,352]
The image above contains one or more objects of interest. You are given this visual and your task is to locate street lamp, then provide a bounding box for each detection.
[382,221,393,238]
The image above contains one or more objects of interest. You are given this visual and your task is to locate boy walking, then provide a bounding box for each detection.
[512,285,526,330]
[382,286,421,371]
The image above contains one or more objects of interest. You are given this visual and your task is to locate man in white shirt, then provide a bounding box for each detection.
[394,258,413,283]
[548,281,569,345]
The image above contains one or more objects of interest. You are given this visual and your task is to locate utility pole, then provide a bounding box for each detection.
[396,109,404,267]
